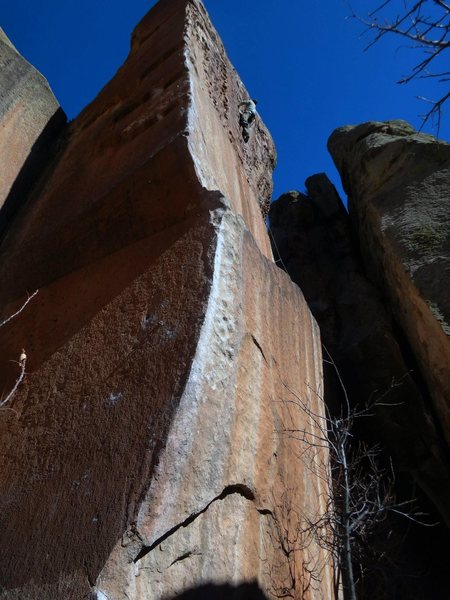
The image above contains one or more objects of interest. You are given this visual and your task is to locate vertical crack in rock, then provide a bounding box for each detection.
[251,334,267,363]
[133,484,255,563]
[84,559,96,588]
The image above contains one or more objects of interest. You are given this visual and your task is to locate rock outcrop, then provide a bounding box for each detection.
[0,28,65,238]
[269,174,450,526]
[328,121,450,449]
[0,1,332,599]
[269,122,450,599]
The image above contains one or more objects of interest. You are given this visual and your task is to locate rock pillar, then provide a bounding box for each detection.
[0,2,333,599]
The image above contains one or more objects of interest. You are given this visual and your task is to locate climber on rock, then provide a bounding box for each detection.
[239,98,257,143]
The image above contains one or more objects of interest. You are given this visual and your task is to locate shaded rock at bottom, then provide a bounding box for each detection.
[269,172,450,599]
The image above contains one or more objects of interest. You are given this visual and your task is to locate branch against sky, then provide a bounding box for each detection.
[349,0,450,132]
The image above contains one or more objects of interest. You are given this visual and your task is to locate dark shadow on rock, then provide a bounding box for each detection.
[269,174,450,600]
[0,107,67,244]
[166,582,269,600]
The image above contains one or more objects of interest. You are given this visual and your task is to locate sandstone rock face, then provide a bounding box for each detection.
[328,121,450,450]
[0,28,65,236]
[96,215,331,600]
[0,2,332,599]
[184,1,275,239]
[269,175,450,527]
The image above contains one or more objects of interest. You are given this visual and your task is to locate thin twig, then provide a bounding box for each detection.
[348,0,450,130]
[1,354,27,407]
[0,290,38,328]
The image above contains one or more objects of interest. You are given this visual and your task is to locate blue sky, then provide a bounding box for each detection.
[2,0,448,201]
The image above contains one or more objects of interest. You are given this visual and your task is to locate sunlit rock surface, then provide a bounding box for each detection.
[0,1,332,598]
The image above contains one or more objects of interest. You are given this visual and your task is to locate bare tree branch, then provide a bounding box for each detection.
[0,353,27,407]
[349,0,450,132]
[0,291,38,407]
[0,290,38,328]
[274,352,434,599]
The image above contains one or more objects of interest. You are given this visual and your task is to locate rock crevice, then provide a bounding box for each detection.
[133,483,257,563]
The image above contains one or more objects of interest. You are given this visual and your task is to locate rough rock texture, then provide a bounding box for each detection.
[269,174,450,523]
[0,28,65,237]
[96,216,331,600]
[328,121,450,450]
[0,1,332,599]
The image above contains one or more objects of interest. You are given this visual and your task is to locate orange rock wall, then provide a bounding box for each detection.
[0,2,333,598]
[185,1,275,258]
